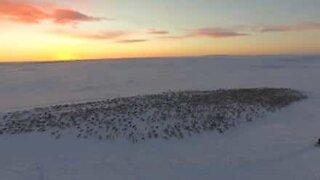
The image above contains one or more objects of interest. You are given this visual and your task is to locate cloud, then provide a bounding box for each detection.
[155,22,320,41]
[51,29,148,43]
[117,39,148,43]
[257,22,320,32]
[0,0,104,24]
[147,29,169,35]
[52,9,103,24]
[155,28,248,40]
[50,29,128,40]
[192,28,248,38]
[0,0,50,23]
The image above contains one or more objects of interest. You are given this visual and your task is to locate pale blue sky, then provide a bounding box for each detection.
[74,0,320,29]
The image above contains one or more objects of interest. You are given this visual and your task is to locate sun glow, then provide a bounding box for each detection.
[55,52,76,61]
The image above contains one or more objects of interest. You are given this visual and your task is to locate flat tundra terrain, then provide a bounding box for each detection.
[0,55,320,180]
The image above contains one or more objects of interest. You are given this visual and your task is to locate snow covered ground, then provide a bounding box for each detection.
[0,55,320,180]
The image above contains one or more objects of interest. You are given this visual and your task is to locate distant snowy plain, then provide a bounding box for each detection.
[0,55,320,180]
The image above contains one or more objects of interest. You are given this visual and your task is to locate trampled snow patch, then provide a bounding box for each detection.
[0,88,306,142]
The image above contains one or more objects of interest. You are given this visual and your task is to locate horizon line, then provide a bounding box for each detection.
[1,54,319,64]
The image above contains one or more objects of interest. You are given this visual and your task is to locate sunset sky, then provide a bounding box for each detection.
[0,0,319,62]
